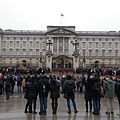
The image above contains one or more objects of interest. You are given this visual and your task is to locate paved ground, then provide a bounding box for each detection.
[0,72,120,120]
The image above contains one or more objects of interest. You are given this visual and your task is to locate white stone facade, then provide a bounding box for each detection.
[0,26,120,70]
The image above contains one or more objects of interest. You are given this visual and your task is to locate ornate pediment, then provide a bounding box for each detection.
[46,26,76,35]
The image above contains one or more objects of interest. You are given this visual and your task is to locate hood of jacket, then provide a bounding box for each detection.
[66,79,74,85]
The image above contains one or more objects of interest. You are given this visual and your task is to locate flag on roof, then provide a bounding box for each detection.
[61,13,64,16]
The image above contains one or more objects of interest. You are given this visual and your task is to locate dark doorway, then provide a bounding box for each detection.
[22,60,27,67]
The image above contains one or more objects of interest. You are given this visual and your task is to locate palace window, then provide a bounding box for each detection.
[3,49,6,55]
[9,49,13,55]
[115,42,118,48]
[23,49,26,55]
[89,42,92,48]
[95,50,99,56]
[29,49,33,55]
[36,42,39,48]
[115,50,118,56]
[36,49,39,55]
[53,49,57,56]
[23,41,26,47]
[108,42,112,48]
[65,49,68,55]
[102,50,105,56]
[95,42,99,48]
[16,49,20,55]
[3,41,7,47]
[16,41,20,47]
[89,50,92,56]
[102,42,105,48]
[108,50,112,56]
[29,41,33,48]
[83,42,86,48]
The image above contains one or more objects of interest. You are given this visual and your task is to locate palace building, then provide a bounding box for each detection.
[0,26,120,71]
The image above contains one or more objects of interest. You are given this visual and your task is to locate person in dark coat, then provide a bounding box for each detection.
[0,73,4,95]
[79,74,86,93]
[115,75,120,115]
[90,72,101,115]
[28,76,38,114]
[5,78,11,100]
[84,75,92,112]
[24,81,30,113]
[17,74,22,92]
[49,76,60,114]
[63,75,78,114]
[37,75,50,115]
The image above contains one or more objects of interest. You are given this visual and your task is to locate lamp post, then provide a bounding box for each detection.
[46,39,53,72]
[39,51,42,68]
[72,39,79,73]
[46,39,53,50]
[72,39,79,50]
[83,50,86,68]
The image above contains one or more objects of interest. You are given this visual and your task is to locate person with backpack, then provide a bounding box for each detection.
[49,76,60,114]
[115,75,120,116]
[90,72,101,115]
[103,74,116,115]
[37,75,50,115]
[17,74,22,92]
[63,75,78,114]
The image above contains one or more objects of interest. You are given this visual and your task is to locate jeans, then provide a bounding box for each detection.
[92,97,100,113]
[40,97,47,114]
[29,97,37,113]
[67,99,77,111]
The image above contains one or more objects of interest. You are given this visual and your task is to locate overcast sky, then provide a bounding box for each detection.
[0,0,120,31]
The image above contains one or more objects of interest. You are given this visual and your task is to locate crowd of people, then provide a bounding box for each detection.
[0,67,120,116]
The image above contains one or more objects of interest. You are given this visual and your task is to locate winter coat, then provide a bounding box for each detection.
[84,79,92,101]
[63,79,76,99]
[90,77,100,98]
[37,77,50,97]
[0,78,4,88]
[24,82,29,100]
[49,83,60,99]
[5,81,11,92]
[28,81,38,98]
[103,78,116,97]
[115,80,120,95]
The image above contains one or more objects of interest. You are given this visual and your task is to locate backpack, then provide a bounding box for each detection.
[66,81,74,96]
[93,81,101,90]
[40,82,46,94]
[17,75,22,81]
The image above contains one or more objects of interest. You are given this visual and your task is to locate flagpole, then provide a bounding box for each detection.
[60,16,62,25]
[60,14,64,26]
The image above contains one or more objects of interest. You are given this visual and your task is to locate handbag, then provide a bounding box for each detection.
[99,87,104,98]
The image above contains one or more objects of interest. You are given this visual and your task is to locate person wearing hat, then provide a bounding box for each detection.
[49,75,60,114]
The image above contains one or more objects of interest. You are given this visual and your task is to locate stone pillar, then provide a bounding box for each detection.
[73,57,79,71]
[46,56,52,71]
[46,50,53,72]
